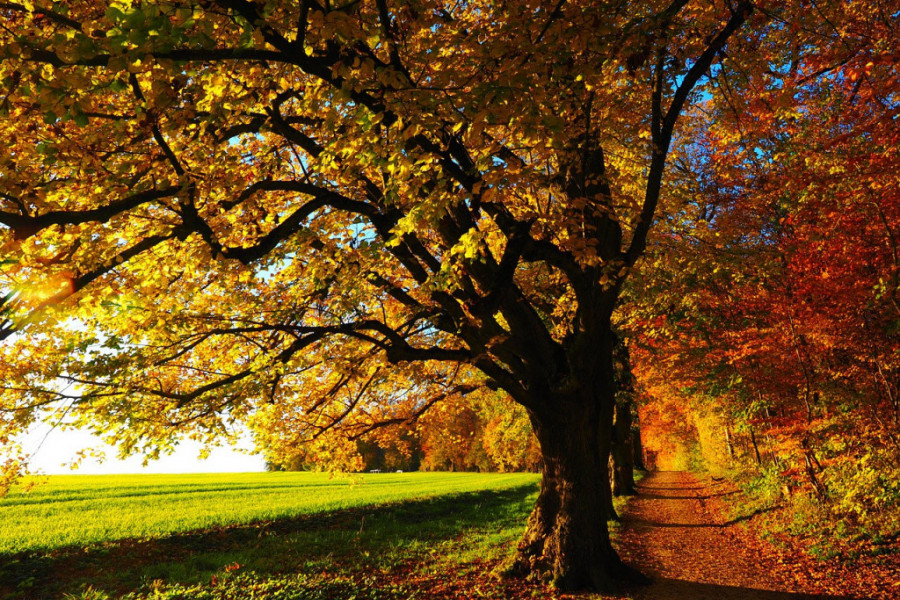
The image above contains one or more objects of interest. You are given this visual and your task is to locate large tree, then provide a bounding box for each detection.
[0,0,753,591]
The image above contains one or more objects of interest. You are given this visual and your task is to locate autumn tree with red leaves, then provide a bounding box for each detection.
[624,0,900,548]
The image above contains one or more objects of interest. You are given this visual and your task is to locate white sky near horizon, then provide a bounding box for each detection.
[20,422,267,475]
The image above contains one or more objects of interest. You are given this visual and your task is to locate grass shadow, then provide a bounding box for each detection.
[0,483,539,600]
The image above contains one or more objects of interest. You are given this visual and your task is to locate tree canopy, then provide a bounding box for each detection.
[2,0,895,592]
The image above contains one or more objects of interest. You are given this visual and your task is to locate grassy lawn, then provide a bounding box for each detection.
[1,472,547,600]
[1,471,647,599]
[1,472,538,555]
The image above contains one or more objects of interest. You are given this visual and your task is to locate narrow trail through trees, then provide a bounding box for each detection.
[617,471,855,600]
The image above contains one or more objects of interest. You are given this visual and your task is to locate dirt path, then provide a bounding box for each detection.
[616,471,856,600]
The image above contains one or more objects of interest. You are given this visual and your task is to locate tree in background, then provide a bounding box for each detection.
[610,337,638,496]
[476,390,543,473]
[262,388,541,473]
[415,388,542,473]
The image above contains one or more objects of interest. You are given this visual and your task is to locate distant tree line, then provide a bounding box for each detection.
[264,390,544,473]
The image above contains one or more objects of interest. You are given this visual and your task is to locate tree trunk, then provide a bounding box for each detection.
[749,426,762,466]
[510,393,646,591]
[611,337,637,494]
[611,399,636,495]
[632,424,645,471]
[607,453,619,520]
[725,425,735,459]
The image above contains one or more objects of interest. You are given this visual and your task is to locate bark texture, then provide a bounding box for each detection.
[633,422,646,471]
[611,340,637,496]
[611,397,637,496]
[509,331,645,591]
[512,407,625,589]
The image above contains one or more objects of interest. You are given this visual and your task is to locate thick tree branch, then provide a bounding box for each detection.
[626,1,753,267]
[0,188,179,239]
[0,233,175,341]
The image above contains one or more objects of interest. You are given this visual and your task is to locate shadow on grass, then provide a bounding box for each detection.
[0,483,538,600]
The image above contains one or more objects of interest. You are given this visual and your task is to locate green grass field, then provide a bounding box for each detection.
[0,471,538,555]
[1,472,549,599]
[0,471,643,600]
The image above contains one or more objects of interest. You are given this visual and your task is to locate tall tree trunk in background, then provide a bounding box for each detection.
[749,426,763,466]
[607,453,620,519]
[632,423,646,471]
[725,425,735,459]
[611,398,636,495]
[611,339,637,495]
